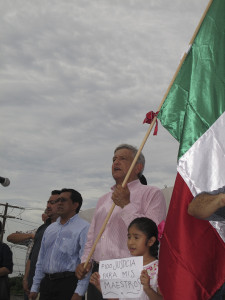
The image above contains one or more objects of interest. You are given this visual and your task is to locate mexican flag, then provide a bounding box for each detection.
[157,0,225,299]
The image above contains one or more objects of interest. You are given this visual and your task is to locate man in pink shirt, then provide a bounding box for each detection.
[76,144,166,300]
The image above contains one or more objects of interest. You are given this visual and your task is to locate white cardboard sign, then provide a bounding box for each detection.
[99,256,143,299]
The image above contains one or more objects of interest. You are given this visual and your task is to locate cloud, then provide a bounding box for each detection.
[0,0,208,275]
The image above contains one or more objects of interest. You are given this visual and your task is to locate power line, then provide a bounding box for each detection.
[9,218,41,227]
[0,202,25,241]
[23,207,44,211]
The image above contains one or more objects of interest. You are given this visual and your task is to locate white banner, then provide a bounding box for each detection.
[99,256,143,299]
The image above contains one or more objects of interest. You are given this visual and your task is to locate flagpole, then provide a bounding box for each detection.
[84,0,214,269]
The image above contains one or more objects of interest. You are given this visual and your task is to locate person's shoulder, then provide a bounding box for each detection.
[139,183,163,194]
[38,223,56,241]
[130,180,160,191]
[40,220,58,236]
[36,222,47,232]
[76,214,90,227]
[0,242,12,253]
[45,220,58,230]
[144,259,158,271]
[141,185,166,204]
[143,184,160,190]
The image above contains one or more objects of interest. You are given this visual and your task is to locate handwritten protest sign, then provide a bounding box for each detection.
[99,256,143,299]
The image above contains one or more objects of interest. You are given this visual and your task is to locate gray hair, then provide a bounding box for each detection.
[114,144,145,177]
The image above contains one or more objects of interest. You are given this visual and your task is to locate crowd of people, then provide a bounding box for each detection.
[1,143,225,300]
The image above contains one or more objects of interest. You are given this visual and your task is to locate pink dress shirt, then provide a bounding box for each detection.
[81,179,166,263]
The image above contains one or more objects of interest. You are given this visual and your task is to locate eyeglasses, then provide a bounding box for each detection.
[57,197,69,203]
[47,199,59,205]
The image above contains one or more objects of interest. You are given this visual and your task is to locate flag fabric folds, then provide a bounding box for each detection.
[157,0,225,298]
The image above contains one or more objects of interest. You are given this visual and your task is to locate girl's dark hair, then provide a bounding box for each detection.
[128,217,159,259]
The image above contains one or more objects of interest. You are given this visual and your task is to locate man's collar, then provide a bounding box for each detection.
[57,213,78,225]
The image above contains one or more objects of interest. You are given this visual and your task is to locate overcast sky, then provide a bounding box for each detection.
[0,0,208,274]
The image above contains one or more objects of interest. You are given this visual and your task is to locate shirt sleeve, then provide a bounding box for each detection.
[120,187,167,226]
[81,205,99,263]
[1,244,13,273]
[75,224,91,296]
[30,233,46,293]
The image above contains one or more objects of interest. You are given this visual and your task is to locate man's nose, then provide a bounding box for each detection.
[113,159,119,165]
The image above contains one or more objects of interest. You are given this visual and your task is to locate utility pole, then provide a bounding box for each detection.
[0,203,24,241]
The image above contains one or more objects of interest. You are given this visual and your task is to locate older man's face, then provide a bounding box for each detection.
[112,148,142,184]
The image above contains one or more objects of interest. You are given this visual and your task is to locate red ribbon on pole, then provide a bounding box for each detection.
[158,220,165,242]
[143,111,159,135]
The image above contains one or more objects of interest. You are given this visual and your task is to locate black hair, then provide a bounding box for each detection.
[51,190,61,195]
[128,217,159,259]
[60,188,83,213]
[139,175,147,185]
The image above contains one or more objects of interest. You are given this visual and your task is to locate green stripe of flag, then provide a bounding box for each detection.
[157,0,225,160]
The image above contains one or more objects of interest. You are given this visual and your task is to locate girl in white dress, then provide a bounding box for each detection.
[90,217,163,300]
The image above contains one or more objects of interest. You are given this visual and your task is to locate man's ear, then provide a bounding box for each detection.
[147,236,156,247]
[135,163,143,176]
[73,202,79,212]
